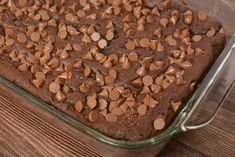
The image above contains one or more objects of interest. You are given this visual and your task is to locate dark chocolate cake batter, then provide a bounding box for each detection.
[0,0,226,141]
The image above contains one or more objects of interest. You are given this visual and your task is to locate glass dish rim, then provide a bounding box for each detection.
[1,36,234,149]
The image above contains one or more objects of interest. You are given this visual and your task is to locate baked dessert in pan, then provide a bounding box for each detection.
[0,0,226,141]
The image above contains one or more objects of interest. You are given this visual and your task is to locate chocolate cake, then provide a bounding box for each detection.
[0,0,226,141]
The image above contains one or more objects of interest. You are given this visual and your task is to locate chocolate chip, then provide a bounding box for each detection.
[162,79,170,89]
[182,61,192,69]
[5,38,15,46]
[206,28,216,37]
[73,60,83,68]
[96,72,105,86]
[105,31,114,40]
[142,75,153,86]
[111,107,123,116]
[183,10,193,24]
[30,32,41,42]
[157,42,164,52]
[184,15,192,24]
[125,41,136,50]
[166,66,176,75]
[75,101,84,113]
[136,66,146,76]
[187,46,194,55]
[153,28,161,38]
[82,33,91,44]
[55,91,66,101]
[35,72,45,80]
[103,59,113,68]
[88,111,99,122]
[87,94,97,109]
[77,10,86,18]
[105,75,114,84]
[151,84,161,94]
[153,118,165,130]
[165,75,175,83]
[122,89,131,98]
[109,88,120,101]
[58,29,68,40]
[198,11,208,21]
[98,39,107,49]
[65,13,79,23]
[105,113,117,122]
[195,47,205,56]
[192,35,202,42]
[170,15,178,25]
[84,67,92,77]
[121,57,131,69]
[99,88,109,97]
[137,24,145,31]
[109,54,119,63]
[98,98,108,110]
[49,82,60,93]
[151,7,160,16]
[159,18,169,28]
[176,73,186,85]
[19,0,27,7]
[128,52,138,61]
[63,85,70,94]
[171,101,182,112]
[67,25,79,35]
[132,78,143,87]
[32,79,44,88]
[79,83,90,93]
[219,28,225,34]
[190,82,196,91]
[137,104,147,116]
[139,38,150,48]
[17,32,27,43]
[91,32,100,41]
[109,70,117,80]
[109,101,118,112]
[167,37,177,46]
[99,109,108,117]
[160,0,172,9]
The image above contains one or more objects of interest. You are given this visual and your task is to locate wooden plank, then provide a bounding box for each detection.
[159,140,208,157]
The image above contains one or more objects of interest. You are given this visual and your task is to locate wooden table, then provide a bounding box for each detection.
[0,83,234,157]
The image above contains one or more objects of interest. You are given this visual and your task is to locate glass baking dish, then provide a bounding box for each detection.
[0,0,235,156]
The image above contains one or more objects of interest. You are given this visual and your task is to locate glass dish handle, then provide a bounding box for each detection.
[181,35,235,131]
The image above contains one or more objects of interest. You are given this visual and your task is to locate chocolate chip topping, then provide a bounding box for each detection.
[137,104,148,116]
[171,101,182,112]
[154,117,165,130]
[49,82,60,93]
[109,88,120,101]
[105,113,117,122]
[17,33,27,43]
[198,11,208,21]
[88,111,99,123]
[87,94,97,109]
[75,101,84,113]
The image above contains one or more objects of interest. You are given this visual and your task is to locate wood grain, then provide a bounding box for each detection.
[0,84,234,157]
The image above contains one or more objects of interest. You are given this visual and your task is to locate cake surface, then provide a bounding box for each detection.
[0,0,226,141]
